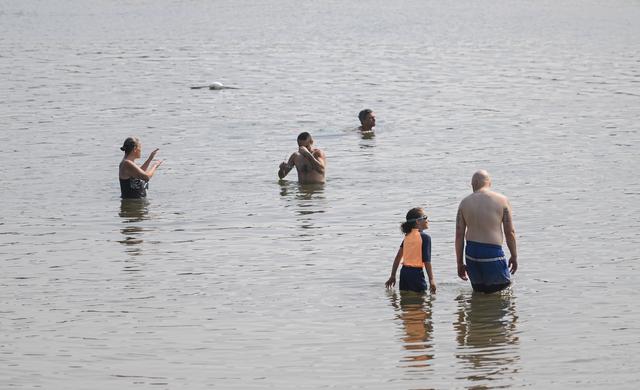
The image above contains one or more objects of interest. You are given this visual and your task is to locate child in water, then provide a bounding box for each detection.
[385,207,436,293]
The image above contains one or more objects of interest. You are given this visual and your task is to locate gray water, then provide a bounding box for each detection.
[1,1,639,388]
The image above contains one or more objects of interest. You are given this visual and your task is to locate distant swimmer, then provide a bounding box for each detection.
[358,109,376,133]
[190,82,239,90]
[385,207,437,293]
[119,137,163,199]
[278,132,326,184]
[455,170,518,293]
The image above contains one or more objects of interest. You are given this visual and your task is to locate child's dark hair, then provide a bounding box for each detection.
[400,207,424,234]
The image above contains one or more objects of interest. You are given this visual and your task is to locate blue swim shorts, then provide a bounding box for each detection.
[465,240,511,293]
[399,266,427,292]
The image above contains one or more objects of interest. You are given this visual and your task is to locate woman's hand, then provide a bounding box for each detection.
[149,148,160,159]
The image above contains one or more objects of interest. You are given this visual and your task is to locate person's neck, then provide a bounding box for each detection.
[473,186,490,193]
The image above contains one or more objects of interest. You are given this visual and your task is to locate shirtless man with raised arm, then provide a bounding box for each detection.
[455,170,518,293]
[278,132,326,184]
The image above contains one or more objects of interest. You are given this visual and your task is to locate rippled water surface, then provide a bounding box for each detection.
[1,1,639,388]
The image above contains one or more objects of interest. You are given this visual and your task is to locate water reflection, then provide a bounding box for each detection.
[360,130,375,140]
[388,290,434,370]
[118,199,150,256]
[453,291,520,386]
[279,181,326,233]
[358,128,376,149]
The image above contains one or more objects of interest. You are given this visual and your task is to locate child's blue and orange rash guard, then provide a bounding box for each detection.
[400,229,432,267]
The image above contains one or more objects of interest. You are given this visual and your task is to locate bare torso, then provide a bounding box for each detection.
[292,150,325,184]
[278,144,326,184]
[459,189,509,245]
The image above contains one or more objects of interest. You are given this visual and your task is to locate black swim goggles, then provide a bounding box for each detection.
[407,215,428,223]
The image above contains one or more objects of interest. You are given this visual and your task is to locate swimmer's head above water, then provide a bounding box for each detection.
[120,137,141,157]
[358,109,376,132]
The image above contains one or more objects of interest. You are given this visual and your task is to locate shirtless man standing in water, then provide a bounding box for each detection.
[278,132,326,184]
[455,170,518,293]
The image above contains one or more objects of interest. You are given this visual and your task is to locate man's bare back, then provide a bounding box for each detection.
[458,189,510,246]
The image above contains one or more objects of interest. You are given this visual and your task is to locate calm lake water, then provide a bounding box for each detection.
[1,1,639,388]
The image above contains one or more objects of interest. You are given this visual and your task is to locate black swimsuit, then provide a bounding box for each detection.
[120,177,148,199]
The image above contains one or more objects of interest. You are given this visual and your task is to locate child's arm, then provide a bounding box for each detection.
[385,247,403,289]
[422,233,436,293]
[425,263,436,293]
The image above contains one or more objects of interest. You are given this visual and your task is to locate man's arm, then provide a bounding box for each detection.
[278,153,296,179]
[299,147,325,174]
[503,200,518,274]
[455,205,468,280]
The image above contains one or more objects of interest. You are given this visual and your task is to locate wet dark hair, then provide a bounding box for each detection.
[358,109,372,124]
[297,132,311,143]
[120,137,139,155]
[400,207,425,234]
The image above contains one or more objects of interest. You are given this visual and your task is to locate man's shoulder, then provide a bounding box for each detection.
[286,151,302,166]
[463,190,507,203]
[488,190,509,204]
[460,193,473,202]
[459,193,476,207]
[313,148,326,158]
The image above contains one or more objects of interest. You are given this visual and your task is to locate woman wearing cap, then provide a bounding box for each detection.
[119,137,163,199]
[385,207,436,293]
